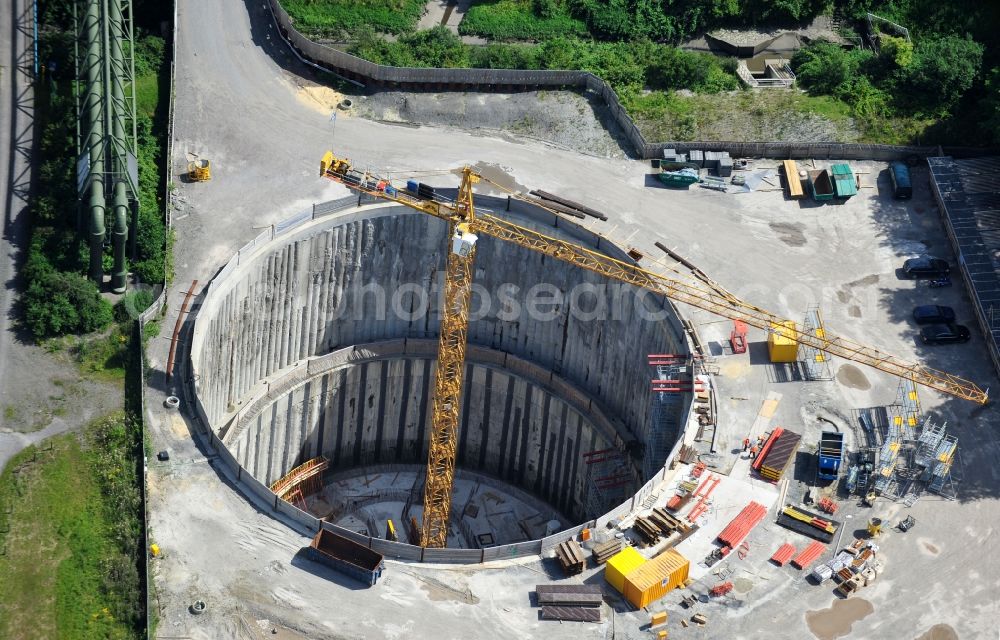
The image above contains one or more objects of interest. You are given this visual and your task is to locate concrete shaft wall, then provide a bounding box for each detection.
[194,204,686,448]
[230,344,618,521]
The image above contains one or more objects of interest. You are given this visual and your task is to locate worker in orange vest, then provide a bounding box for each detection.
[750,445,759,459]
[742,438,750,452]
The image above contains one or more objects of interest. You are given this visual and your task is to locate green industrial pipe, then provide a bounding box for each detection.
[111,181,128,292]
[108,0,128,291]
[89,179,106,282]
[85,0,106,285]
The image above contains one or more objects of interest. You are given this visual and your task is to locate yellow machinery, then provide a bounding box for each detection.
[768,320,800,363]
[319,153,988,547]
[188,158,211,182]
[867,517,882,537]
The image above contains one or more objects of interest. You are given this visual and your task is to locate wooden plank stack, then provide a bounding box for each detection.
[758,429,802,482]
[536,584,603,623]
[592,539,623,565]
[555,539,586,575]
[633,508,690,546]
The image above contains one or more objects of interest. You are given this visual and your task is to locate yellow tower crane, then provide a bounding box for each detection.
[319,152,988,547]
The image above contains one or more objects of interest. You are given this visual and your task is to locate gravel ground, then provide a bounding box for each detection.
[352,89,629,159]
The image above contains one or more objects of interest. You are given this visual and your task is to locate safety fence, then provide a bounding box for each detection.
[264,0,994,162]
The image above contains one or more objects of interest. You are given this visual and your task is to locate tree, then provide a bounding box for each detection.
[401,27,470,68]
[898,35,983,116]
[979,67,1000,145]
[791,41,858,96]
[879,35,913,68]
[21,254,113,338]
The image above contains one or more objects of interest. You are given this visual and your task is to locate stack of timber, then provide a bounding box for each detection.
[757,429,802,482]
[556,539,587,575]
[776,505,839,543]
[536,584,603,622]
[633,509,691,545]
[592,539,624,565]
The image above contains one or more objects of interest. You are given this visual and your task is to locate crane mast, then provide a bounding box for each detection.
[421,169,479,548]
[319,152,988,547]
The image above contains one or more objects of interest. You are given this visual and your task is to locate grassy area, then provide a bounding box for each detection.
[459,0,589,40]
[622,90,861,143]
[283,0,426,37]
[0,414,142,639]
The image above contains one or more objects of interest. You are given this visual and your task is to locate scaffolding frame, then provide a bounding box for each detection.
[583,449,633,519]
[887,378,921,434]
[270,457,330,509]
[800,306,833,381]
[644,354,690,478]
[873,421,901,496]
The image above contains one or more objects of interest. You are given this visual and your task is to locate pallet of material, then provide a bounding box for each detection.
[770,543,797,566]
[536,584,604,607]
[775,505,839,543]
[592,539,623,565]
[717,501,768,548]
[751,428,783,472]
[650,508,688,535]
[791,541,826,569]
[555,540,586,575]
[634,516,663,545]
[758,430,802,482]
[541,606,602,622]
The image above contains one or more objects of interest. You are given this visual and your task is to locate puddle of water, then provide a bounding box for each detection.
[836,364,871,390]
[455,162,528,194]
[805,598,874,640]
[768,221,807,247]
[916,624,959,640]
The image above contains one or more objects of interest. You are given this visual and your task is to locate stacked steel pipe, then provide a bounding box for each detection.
[717,501,768,547]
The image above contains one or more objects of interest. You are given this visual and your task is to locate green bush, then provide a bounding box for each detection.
[460,0,589,40]
[896,35,983,116]
[282,0,426,37]
[792,41,860,96]
[469,43,540,69]
[21,253,113,338]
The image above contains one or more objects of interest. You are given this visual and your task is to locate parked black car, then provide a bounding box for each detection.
[903,257,950,278]
[912,305,956,324]
[920,323,971,345]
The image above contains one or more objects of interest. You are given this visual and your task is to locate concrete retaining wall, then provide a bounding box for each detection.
[228,342,622,521]
[192,202,686,470]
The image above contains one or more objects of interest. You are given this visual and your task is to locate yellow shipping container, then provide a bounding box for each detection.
[605,546,646,594]
[767,320,800,363]
[623,549,690,609]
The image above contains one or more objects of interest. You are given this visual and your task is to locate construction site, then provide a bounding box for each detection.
[137,0,1000,639]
